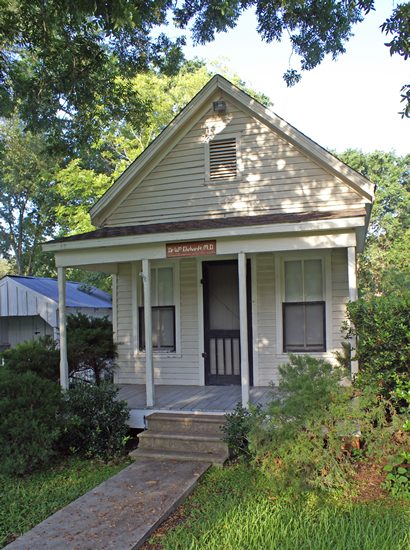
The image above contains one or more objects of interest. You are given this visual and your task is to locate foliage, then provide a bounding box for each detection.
[0,258,16,278]
[1,336,60,381]
[59,382,129,460]
[1,1,408,152]
[54,160,112,234]
[222,403,253,460]
[0,368,61,476]
[0,118,60,275]
[247,355,402,494]
[346,293,410,396]
[149,464,410,550]
[67,313,116,385]
[338,150,410,296]
[0,0,186,151]
[383,451,410,500]
[0,456,129,548]
[380,2,410,117]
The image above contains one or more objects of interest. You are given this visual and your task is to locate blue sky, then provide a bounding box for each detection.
[176,1,408,155]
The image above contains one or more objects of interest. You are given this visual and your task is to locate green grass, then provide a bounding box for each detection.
[0,456,130,548]
[151,464,410,550]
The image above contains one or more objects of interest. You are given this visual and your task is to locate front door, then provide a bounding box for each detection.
[203,260,252,385]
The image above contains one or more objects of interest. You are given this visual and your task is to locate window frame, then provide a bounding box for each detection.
[204,132,242,184]
[137,261,181,355]
[275,251,332,355]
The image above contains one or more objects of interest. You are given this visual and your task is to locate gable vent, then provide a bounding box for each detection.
[209,138,237,180]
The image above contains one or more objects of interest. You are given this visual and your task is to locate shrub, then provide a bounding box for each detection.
[346,293,410,396]
[1,336,60,381]
[67,313,117,385]
[222,403,254,461]
[60,382,129,460]
[383,451,410,500]
[248,355,401,494]
[0,368,61,475]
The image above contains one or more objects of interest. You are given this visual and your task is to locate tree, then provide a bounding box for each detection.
[338,149,410,295]
[0,0,186,152]
[67,314,117,386]
[1,0,408,144]
[0,118,60,275]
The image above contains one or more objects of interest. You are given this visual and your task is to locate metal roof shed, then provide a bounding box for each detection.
[0,275,112,350]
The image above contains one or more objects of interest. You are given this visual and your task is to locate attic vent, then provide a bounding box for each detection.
[209,138,237,181]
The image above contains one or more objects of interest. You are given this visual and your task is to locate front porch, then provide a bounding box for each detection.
[118,384,275,428]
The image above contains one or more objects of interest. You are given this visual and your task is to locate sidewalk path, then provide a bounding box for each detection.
[7,458,210,550]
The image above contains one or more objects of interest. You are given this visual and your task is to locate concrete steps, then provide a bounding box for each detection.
[131,413,229,465]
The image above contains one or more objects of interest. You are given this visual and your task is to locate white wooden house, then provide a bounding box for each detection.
[0,275,112,350]
[44,75,374,426]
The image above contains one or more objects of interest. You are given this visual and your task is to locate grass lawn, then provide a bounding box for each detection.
[145,464,410,550]
[0,456,130,548]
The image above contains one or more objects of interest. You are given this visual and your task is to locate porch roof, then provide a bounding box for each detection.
[47,208,367,245]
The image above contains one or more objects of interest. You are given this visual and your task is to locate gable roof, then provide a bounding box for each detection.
[2,276,111,308]
[90,74,375,227]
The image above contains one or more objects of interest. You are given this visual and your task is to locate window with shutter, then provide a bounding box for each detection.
[209,137,237,180]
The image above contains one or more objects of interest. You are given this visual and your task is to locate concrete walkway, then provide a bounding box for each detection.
[7,458,210,550]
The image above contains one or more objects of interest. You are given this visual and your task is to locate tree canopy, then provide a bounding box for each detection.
[0,0,409,144]
[337,149,410,295]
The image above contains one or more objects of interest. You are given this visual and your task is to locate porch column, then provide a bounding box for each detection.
[131,263,138,360]
[238,252,250,407]
[57,267,69,390]
[347,247,359,377]
[142,259,155,407]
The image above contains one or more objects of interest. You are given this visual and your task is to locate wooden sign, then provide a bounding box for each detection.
[166,240,216,258]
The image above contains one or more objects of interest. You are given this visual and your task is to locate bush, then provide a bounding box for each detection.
[1,336,60,381]
[0,368,61,475]
[222,403,254,460]
[383,451,410,500]
[248,355,403,494]
[60,383,129,460]
[67,314,116,385]
[346,293,410,395]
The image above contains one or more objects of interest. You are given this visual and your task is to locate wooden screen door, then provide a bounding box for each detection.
[202,260,252,385]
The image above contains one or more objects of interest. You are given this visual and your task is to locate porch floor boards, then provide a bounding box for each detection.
[118,384,275,412]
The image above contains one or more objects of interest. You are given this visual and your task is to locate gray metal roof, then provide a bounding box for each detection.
[6,276,112,308]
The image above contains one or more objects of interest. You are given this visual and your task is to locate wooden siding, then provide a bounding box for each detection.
[114,259,200,385]
[106,97,366,227]
[255,250,349,386]
[114,250,350,387]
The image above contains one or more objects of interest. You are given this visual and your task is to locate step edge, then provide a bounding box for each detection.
[139,432,225,442]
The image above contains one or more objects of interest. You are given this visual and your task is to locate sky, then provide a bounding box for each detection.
[175,1,409,156]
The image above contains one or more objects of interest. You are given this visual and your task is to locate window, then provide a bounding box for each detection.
[208,137,237,180]
[139,266,176,352]
[283,259,326,352]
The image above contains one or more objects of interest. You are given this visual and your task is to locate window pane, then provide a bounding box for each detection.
[305,303,325,349]
[285,261,303,301]
[283,302,325,352]
[283,304,305,351]
[158,307,174,348]
[138,306,175,351]
[304,260,323,301]
[157,267,173,305]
